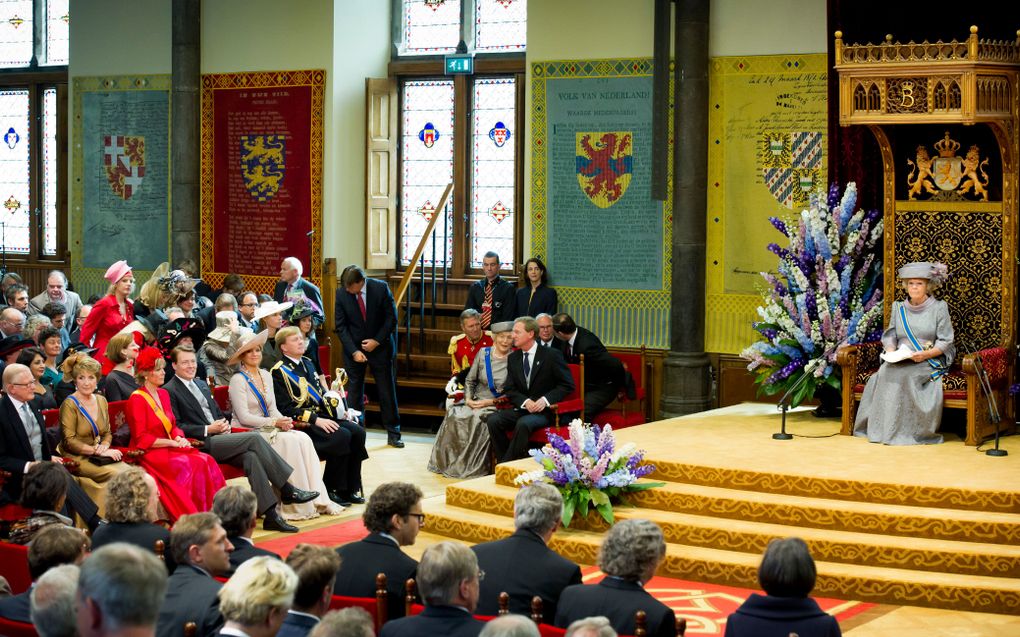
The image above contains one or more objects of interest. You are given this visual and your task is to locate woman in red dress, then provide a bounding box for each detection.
[126,347,225,522]
[80,260,135,368]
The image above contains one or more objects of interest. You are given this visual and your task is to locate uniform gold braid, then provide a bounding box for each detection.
[272,361,313,423]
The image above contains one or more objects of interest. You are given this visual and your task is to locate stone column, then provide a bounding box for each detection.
[660,0,713,418]
[171,0,201,266]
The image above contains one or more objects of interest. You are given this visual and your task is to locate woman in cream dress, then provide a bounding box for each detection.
[228,330,343,519]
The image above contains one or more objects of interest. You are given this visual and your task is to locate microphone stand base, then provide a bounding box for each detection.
[986,448,1008,457]
[772,432,793,440]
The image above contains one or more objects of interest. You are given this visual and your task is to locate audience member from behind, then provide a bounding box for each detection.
[555,519,675,637]
[77,543,169,637]
[334,481,423,619]
[213,485,282,573]
[0,525,89,623]
[30,564,79,637]
[565,617,617,637]
[308,608,374,637]
[91,468,174,572]
[10,461,73,544]
[378,541,485,637]
[724,537,841,637]
[479,615,541,637]
[156,513,234,637]
[473,482,581,622]
[280,544,342,637]
[217,556,298,637]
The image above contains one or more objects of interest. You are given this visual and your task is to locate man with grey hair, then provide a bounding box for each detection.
[29,270,82,320]
[473,483,581,622]
[275,257,324,326]
[30,564,79,637]
[308,608,374,637]
[565,616,618,637]
[77,543,169,637]
[555,519,675,637]
[0,306,26,338]
[379,541,485,637]
[535,313,556,348]
[479,614,540,637]
[486,316,574,462]
[212,486,281,573]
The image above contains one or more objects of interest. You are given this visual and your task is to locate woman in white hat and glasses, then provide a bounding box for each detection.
[228,330,343,520]
[853,261,955,445]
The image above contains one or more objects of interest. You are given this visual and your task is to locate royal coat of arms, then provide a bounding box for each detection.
[103,135,145,200]
[241,134,286,202]
[907,132,990,201]
[575,131,633,209]
[759,131,821,209]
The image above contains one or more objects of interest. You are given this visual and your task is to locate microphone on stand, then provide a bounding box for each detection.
[774,359,820,440]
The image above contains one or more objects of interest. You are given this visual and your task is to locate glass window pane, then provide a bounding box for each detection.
[475,0,526,53]
[0,0,33,68]
[470,77,515,271]
[401,79,454,268]
[0,89,30,253]
[42,87,57,256]
[402,0,460,55]
[45,0,69,65]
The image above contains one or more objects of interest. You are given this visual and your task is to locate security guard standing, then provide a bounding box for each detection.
[272,325,367,506]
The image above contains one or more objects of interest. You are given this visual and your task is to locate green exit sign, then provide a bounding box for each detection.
[444,54,474,75]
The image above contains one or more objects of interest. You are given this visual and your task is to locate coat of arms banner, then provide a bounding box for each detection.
[201,70,325,293]
[73,75,171,298]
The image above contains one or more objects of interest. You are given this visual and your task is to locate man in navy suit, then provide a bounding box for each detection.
[280,544,342,637]
[334,265,402,447]
[378,542,485,637]
[486,316,574,462]
[464,252,515,330]
[212,487,281,574]
[274,257,324,326]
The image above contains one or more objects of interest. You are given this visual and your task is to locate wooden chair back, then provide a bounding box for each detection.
[327,573,388,632]
[154,539,165,560]
[183,622,197,637]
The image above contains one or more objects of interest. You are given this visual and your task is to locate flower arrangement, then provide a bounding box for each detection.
[740,182,885,407]
[514,420,664,527]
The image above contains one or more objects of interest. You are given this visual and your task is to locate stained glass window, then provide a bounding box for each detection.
[401,79,455,267]
[402,0,461,55]
[474,0,526,52]
[44,0,68,65]
[0,89,30,253]
[42,87,56,255]
[470,77,516,270]
[0,0,32,68]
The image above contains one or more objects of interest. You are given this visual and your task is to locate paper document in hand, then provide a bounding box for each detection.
[880,344,914,363]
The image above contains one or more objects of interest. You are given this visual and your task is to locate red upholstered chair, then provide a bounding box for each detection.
[0,617,37,637]
[0,541,31,594]
[591,347,649,430]
[328,573,389,632]
[48,402,145,465]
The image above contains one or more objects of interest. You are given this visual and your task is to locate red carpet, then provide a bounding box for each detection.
[257,522,873,635]
[581,567,874,635]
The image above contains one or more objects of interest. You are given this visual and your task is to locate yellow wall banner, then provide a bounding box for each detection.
[706,54,828,354]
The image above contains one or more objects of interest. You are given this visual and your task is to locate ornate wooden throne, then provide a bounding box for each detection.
[833,27,1019,445]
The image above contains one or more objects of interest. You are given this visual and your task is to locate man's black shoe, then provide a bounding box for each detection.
[388,438,405,448]
[328,490,352,507]
[263,508,299,533]
[281,484,318,505]
[339,491,366,505]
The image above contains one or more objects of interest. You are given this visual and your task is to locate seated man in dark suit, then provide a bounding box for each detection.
[164,344,317,533]
[473,483,581,622]
[0,363,103,531]
[212,486,281,573]
[552,313,626,422]
[156,512,234,637]
[280,544,342,637]
[379,541,485,637]
[0,525,89,623]
[555,519,676,637]
[486,317,574,462]
[334,482,423,620]
[272,326,367,507]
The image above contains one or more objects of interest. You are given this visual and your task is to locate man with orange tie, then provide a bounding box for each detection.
[464,252,515,330]
[334,265,403,448]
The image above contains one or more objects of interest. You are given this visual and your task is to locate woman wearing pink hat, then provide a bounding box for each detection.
[79,261,135,367]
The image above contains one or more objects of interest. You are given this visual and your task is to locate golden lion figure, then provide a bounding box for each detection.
[957,145,990,201]
[906,145,938,199]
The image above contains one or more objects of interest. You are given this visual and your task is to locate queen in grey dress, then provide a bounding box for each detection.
[429,321,514,478]
[854,262,955,445]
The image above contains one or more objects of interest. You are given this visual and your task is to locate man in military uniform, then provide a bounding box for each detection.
[272,326,367,506]
[446,309,494,405]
